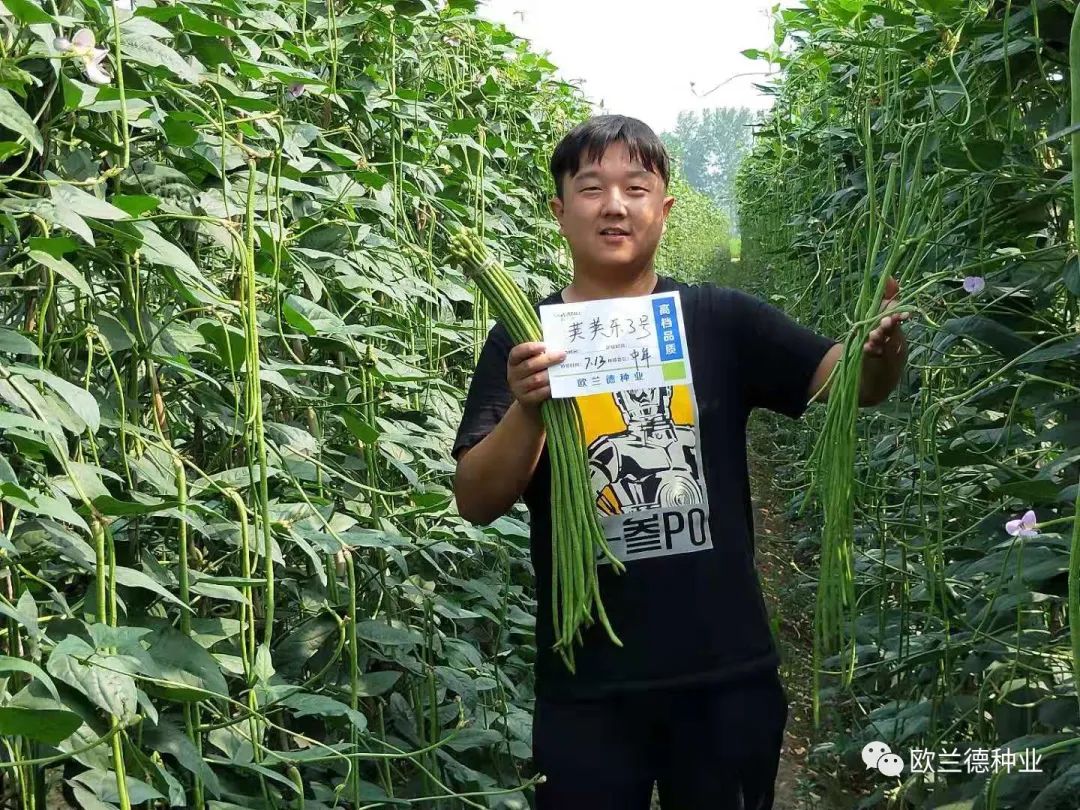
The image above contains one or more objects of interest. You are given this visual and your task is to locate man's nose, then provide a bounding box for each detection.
[600,189,630,216]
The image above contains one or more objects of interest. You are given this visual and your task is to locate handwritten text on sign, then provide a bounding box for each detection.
[539,291,692,398]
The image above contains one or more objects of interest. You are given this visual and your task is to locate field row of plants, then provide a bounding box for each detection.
[0,0,616,806]
[0,0,736,805]
[738,0,1080,807]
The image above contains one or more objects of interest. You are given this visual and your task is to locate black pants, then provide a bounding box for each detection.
[532,670,788,810]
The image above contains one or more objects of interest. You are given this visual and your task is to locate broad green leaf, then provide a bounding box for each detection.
[189,465,280,495]
[71,769,164,805]
[995,479,1064,503]
[144,625,228,700]
[70,786,115,810]
[134,222,201,274]
[93,494,179,516]
[1031,767,1080,810]
[282,692,367,731]
[354,619,423,647]
[342,409,380,443]
[0,141,25,160]
[0,87,43,154]
[941,316,1035,360]
[55,459,112,505]
[0,327,40,356]
[272,613,339,678]
[162,115,198,147]
[253,643,274,685]
[16,366,100,434]
[121,35,203,84]
[94,312,134,353]
[1016,335,1080,365]
[0,655,59,699]
[114,566,190,612]
[355,670,402,697]
[196,321,247,372]
[47,636,139,722]
[50,203,95,244]
[189,579,246,603]
[27,250,91,294]
[143,719,223,797]
[4,487,89,532]
[0,706,82,744]
[119,15,173,39]
[111,194,160,217]
[283,295,346,335]
[26,235,79,257]
[51,181,130,221]
[441,726,503,752]
[0,0,55,24]
[61,74,100,111]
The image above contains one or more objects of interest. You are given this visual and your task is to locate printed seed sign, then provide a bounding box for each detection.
[540,291,692,398]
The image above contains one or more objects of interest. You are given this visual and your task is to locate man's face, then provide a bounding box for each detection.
[549,141,675,276]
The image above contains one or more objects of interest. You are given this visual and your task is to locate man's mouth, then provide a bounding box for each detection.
[599,228,630,241]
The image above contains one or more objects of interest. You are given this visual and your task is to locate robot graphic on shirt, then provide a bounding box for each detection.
[586,386,705,516]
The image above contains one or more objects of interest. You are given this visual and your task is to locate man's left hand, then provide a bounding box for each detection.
[863,276,909,357]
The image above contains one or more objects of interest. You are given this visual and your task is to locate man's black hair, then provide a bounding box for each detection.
[549,115,670,200]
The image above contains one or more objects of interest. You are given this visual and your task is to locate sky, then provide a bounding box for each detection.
[476,0,784,136]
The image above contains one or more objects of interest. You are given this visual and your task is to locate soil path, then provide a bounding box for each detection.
[747,422,817,809]
[650,420,818,809]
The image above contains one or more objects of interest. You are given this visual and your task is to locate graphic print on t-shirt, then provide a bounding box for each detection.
[578,384,714,563]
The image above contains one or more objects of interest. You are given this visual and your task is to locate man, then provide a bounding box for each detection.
[451,115,907,810]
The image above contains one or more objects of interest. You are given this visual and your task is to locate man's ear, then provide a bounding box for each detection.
[549,196,564,234]
[661,194,676,234]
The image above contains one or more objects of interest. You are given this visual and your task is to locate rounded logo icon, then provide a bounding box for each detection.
[862,741,892,770]
[877,753,904,777]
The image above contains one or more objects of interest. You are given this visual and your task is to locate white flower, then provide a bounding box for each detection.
[68,28,112,85]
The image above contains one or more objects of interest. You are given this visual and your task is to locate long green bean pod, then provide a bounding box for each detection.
[1068,0,1080,721]
[448,226,623,670]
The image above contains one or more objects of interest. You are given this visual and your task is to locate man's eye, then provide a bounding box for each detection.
[631,186,648,191]
[581,187,601,192]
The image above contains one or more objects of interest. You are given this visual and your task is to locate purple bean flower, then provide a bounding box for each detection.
[1005,509,1038,537]
[963,276,985,295]
[53,36,71,52]
[287,83,305,99]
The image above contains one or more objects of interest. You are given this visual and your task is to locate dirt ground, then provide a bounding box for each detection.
[748,433,817,809]
[648,423,820,810]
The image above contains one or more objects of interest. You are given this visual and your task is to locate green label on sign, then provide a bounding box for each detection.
[662,361,685,381]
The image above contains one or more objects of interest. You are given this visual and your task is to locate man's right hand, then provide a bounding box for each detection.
[507,343,566,413]
[454,342,561,524]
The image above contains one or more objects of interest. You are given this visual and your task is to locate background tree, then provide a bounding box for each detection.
[661,107,756,231]
[657,163,734,286]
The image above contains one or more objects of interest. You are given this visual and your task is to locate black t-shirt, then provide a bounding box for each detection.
[452,275,837,701]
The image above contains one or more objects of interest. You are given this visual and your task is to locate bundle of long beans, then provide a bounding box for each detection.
[802,122,935,726]
[448,226,623,671]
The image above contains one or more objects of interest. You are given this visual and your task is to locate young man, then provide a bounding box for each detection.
[451,115,907,810]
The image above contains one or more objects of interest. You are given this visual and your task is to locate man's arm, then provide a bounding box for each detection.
[454,401,545,525]
[453,342,564,525]
[808,276,909,408]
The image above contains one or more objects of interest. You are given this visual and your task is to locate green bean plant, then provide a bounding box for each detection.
[0,0,733,805]
[0,0,596,807]
[739,0,1080,806]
